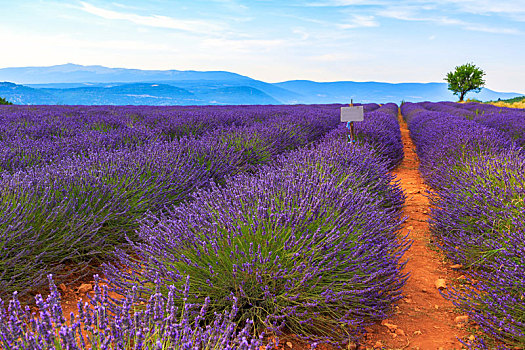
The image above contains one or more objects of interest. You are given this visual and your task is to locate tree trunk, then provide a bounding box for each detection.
[459,91,466,102]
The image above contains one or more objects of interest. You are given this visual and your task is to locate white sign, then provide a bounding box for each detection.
[340,106,364,122]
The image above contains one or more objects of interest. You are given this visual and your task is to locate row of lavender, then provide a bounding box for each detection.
[1,103,408,349]
[402,102,525,348]
[419,101,525,147]
[2,104,371,299]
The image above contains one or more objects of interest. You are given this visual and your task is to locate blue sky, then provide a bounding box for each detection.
[0,0,524,93]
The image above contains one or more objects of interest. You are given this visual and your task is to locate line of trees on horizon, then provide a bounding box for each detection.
[0,96,13,105]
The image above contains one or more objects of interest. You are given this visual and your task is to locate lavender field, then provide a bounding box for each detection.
[0,103,409,348]
[1,101,523,349]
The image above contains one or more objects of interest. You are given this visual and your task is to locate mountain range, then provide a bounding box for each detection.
[0,64,521,105]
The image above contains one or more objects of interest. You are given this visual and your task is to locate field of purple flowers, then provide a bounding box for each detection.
[402,102,525,349]
[0,103,408,349]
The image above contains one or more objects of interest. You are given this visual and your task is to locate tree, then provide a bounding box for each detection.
[444,63,486,102]
[0,97,13,105]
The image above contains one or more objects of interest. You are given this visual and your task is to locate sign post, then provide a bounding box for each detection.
[340,99,364,143]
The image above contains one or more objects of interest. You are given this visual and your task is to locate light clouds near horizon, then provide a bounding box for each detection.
[1,0,524,93]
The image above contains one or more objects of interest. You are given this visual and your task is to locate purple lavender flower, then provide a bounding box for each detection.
[0,275,266,349]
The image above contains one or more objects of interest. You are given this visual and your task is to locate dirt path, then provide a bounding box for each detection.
[363,112,469,350]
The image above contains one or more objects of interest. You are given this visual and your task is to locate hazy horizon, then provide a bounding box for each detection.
[1,1,524,94]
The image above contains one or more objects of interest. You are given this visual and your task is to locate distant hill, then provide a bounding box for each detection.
[0,82,280,106]
[0,64,522,105]
[0,63,252,84]
[0,82,58,104]
[42,83,201,105]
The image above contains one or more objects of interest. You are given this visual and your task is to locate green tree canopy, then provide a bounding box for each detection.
[0,97,13,105]
[444,63,486,102]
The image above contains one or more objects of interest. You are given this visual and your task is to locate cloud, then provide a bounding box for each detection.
[292,28,311,40]
[302,0,522,35]
[440,0,525,21]
[306,0,525,22]
[463,24,521,34]
[338,15,379,29]
[78,1,225,35]
[375,5,521,34]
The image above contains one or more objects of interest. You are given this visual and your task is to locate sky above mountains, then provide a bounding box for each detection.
[1,0,524,93]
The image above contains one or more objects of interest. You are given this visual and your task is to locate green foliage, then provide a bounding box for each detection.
[0,97,13,105]
[444,63,486,102]
[488,95,525,104]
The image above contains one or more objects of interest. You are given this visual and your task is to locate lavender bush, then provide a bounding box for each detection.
[429,151,525,266]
